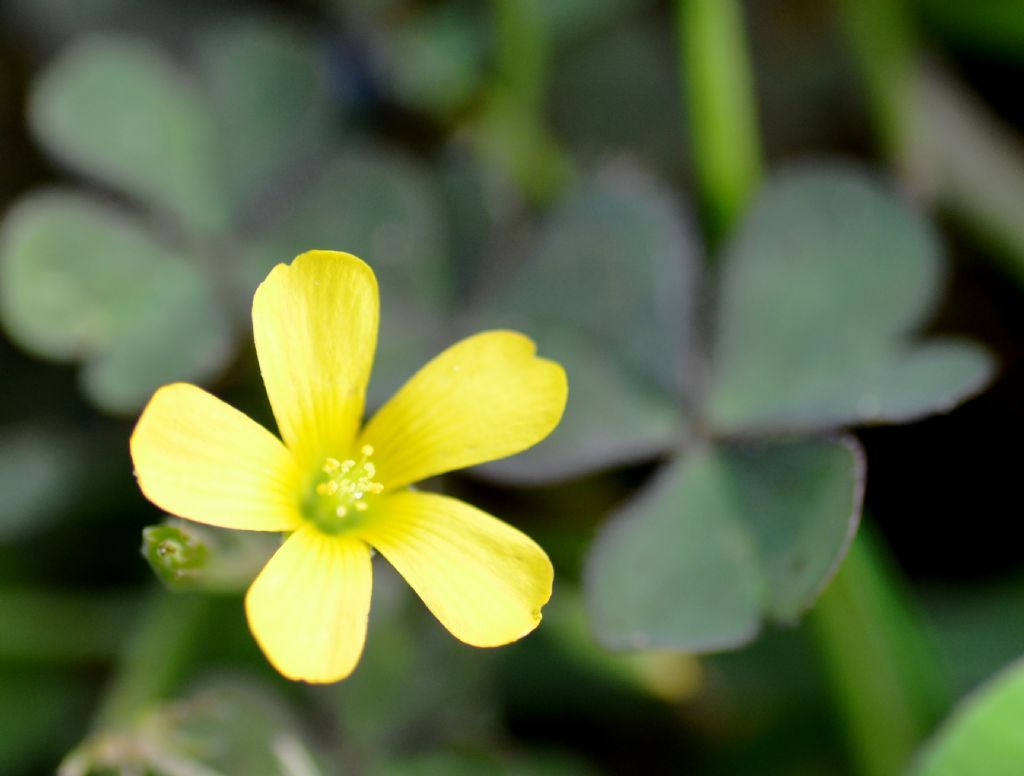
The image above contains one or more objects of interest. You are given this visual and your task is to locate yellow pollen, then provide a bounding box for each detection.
[316,480,339,496]
[310,446,384,531]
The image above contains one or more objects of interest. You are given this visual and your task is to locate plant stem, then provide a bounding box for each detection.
[675,0,763,242]
[484,0,571,202]
[838,0,919,170]
[94,590,210,731]
[493,0,546,116]
[810,526,949,776]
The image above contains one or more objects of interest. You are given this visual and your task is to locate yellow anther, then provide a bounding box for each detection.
[313,449,384,527]
[316,481,339,496]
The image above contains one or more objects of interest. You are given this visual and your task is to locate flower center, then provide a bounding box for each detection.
[304,445,384,533]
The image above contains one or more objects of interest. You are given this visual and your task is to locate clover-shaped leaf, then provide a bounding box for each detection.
[0,192,230,413]
[911,658,1024,776]
[581,164,993,652]
[707,165,994,433]
[474,161,699,480]
[587,438,863,650]
[198,22,333,217]
[7,25,366,414]
[30,35,226,234]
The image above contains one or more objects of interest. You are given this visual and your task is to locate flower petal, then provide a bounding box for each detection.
[246,525,373,683]
[360,331,567,489]
[252,250,379,468]
[359,491,553,647]
[131,383,301,531]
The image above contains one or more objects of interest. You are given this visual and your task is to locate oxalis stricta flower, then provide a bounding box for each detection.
[130,250,567,683]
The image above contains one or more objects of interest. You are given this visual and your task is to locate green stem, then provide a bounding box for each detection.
[676,0,763,241]
[0,588,140,662]
[94,590,210,731]
[837,0,919,169]
[810,526,949,776]
[484,0,571,202]
[493,0,547,115]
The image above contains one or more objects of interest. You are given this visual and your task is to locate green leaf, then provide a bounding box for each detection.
[550,19,685,177]
[911,659,1024,776]
[491,162,698,401]
[586,437,863,651]
[80,261,232,413]
[199,22,332,217]
[476,336,682,483]
[242,145,448,306]
[331,565,499,756]
[30,35,225,233]
[707,165,994,433]
[0,426,82,541]
[0,191,231,413]
[474,162,697,479]
[383,5,485,119]
[539,0,648,44]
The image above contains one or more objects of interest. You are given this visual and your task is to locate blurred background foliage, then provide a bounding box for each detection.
[1,0,1024,774]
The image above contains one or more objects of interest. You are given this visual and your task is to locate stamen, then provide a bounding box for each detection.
[316,481,339,496]
[311,446,385,531]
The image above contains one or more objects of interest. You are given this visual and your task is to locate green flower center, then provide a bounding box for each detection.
[303,445,384,534]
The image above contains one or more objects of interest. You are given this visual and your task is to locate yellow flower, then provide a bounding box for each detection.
[130,250,567,683]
